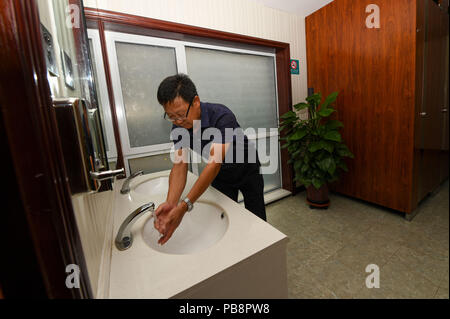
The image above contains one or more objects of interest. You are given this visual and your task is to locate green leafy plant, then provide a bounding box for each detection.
[279,92,354,189]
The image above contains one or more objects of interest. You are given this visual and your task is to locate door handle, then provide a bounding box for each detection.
[90,168,125,181]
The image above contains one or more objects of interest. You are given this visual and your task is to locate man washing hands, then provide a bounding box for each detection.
[154,74,266,245]
[153,143,229,245]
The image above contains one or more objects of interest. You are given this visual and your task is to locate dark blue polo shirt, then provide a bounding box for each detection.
[170,102,259,168]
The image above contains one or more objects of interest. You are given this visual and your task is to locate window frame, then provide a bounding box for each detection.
[87,29,118,163]
[100,31,283,189]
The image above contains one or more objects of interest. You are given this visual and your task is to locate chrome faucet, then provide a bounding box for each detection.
[120,170,144,194]
[115,202,155,251]
[90,168,125,181]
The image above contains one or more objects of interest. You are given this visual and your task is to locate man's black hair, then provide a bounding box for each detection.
[157,73,198,106]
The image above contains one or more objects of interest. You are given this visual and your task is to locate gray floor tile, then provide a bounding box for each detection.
[434,287,449,299]
[331,238,400,275]
[354,285,400,299]
[304,258,366,299]
[286,236,333,270]
[287,268,336,299]
[440,270,449,289]
[393,245,449,287]
[364,253,439,299]
[266,179,449,299]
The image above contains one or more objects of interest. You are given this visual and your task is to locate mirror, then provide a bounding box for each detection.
[37,0,112,191]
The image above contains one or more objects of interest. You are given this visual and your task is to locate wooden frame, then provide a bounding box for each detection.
[0,0,92,298]
[84,7,294,192]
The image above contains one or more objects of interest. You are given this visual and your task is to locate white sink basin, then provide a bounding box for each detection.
[132,176,169,197]
[142,202,229,255]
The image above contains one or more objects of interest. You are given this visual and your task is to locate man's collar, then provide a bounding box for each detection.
[200,102,210,127]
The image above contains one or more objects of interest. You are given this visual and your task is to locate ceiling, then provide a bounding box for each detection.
[251,0,334,17]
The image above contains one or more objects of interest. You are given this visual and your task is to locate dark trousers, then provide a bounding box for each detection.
[212,163,266,221]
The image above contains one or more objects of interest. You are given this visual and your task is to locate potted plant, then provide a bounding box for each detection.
[279,92,354,209]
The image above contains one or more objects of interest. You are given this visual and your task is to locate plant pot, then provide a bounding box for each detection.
[306,184,330,209]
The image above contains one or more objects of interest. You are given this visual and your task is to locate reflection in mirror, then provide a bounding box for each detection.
[87,34,118,170]
[36,0,111,190]
[53,98,101,193]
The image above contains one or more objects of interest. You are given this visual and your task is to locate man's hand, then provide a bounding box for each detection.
[154,202,187,245]
[153,201,176,232]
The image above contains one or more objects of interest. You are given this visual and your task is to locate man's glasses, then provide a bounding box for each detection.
[163,99,193,123]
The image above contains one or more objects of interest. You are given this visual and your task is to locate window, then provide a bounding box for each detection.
[89,30,288,200]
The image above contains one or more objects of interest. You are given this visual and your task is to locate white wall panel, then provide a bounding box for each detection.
[84,0,308,105]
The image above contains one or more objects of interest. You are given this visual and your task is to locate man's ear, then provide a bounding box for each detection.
[193,95,200,108]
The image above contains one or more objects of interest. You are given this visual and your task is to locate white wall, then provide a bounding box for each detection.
[250,0,334,17]
[37,0,82,98]
[84,0,308,105]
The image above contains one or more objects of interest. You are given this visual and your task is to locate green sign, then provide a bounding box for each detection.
[290,59,299,75]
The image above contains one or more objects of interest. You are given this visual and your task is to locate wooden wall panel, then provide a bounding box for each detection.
[306,0,418,213]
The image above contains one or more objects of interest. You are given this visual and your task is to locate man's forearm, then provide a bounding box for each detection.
[166,163,188,205]
[186,162,221,204]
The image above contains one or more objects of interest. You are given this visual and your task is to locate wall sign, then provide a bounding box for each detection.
[40,23,59,77]
[61,50,75,90]
[290,59,299,75]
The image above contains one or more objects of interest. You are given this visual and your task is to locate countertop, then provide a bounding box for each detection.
[109,170,288,298]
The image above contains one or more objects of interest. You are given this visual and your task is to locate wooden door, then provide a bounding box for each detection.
[419,0,447,199]
[305,0,418,213]
[440,12,449,183]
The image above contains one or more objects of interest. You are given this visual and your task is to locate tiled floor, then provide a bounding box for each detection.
[266,180,449,299]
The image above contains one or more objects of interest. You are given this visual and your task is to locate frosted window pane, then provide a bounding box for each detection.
[256,138,281,193]
[186,47,278,130]
[128,153,173,175]
[197,138,281,193]
[115,42,177,147]
[109,161,116,170]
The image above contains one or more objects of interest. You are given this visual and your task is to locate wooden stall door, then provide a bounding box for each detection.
[306,0,417,213]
